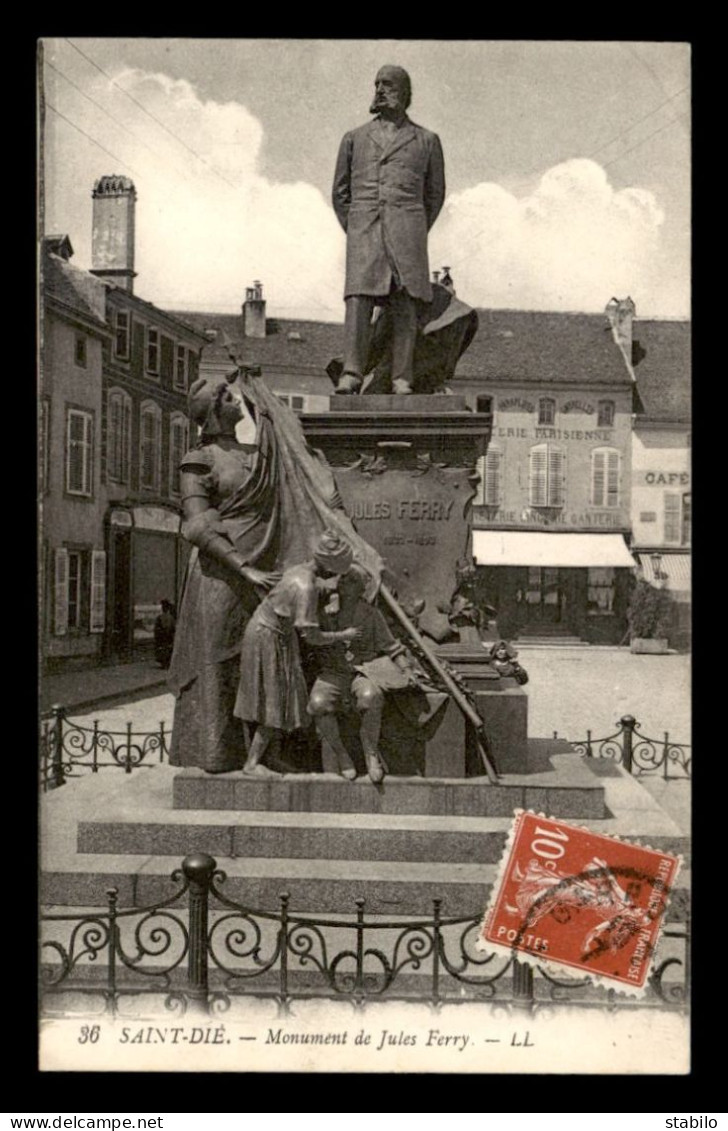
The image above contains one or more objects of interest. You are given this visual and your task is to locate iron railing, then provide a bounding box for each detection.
[41,704,691,789]
[560,715,691,780]
[40,704,169,791]
[41,853,689,1019]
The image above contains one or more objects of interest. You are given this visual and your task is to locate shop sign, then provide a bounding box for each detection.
[639,471,690,487]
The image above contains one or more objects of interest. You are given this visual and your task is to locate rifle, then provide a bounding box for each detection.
[379,584,500,784]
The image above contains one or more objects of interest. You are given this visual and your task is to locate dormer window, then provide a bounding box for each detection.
[145,327,160,376]
[597,400,615,427]
[538,398,556,426]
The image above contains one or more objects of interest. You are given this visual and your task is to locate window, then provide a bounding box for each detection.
[52,548,104,635]
[587,567,616,615]
[476,395,493,415]
[67,550,83,629]
[54,548,69,635]
[114,311,130,359]
[145,327,160,375]
[275,393,306,412]
[175,345,188,390]
[66,409,93,496]
[139,401,162,492]
[665,492,691,546]
[89,550,106,633]
[682,493,691,546]
[591,448,620,507]
[529,444,565,507]
[169,413,189,496]
[476,447,502,506]
[74,335,87,368]
[107,388,132,484]
[597,400,615,427]
[40,399,50,494]
[538,398,556,426]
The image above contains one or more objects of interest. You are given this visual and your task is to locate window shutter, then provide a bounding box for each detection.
[122,398,131,483]
[606,450,620,507]
[54,548,69,636]
[484,448,502,506]
[592,450,606,506]
[89,550,106,633]
[530,446,548,506]
[548,447,565,506]
[664,493,681,543]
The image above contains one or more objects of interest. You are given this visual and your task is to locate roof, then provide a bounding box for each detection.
[631,319,691,423]
[107,290,210,346]
[168,310,344,371]
[452,308,633,386]
[43,250,108,331]
[167,306,685,393]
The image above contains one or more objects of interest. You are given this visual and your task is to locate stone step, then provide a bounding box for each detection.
[41,853,692,919]
[77,807,691,867]
[77,810,515,863]
[172,759,608,820]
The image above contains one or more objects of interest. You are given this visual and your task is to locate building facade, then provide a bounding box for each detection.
[40,179,208,668]
[41,237,111,666]
[452,304,639,643]
[629,318,691,650]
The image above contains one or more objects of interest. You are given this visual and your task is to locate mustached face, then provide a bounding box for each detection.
[370,67,408,114]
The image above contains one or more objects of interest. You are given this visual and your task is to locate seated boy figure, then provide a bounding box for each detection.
[307,564,415,784]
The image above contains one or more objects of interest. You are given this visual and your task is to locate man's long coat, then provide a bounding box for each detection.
[332,117,446,303]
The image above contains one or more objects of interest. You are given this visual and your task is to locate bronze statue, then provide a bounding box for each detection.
[332,65,446,394]
[233,530,361,778]
[307,563,417,783]
[167,377,281,773]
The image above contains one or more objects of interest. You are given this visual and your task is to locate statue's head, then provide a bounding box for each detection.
[337,562,370,602]
[313,529,355,577]
[370,65,412,115]
[189,376,243,440]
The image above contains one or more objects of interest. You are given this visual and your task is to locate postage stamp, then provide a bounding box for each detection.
[478,810,681,992]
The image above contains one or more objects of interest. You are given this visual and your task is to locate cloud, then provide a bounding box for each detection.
[430,158,666,313]
[45,67,671,319]
[46,66,346,319]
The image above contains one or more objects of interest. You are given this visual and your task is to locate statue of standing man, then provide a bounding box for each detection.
[332,65,446,394]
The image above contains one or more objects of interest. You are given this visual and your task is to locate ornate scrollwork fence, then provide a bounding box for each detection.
[566,715,691,779]
[40,704,169,791]
[41,854,689,1019]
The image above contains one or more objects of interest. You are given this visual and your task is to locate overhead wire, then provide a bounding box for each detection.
[62,38,241,192]
[44,58,190,178]
[45,101,144,179]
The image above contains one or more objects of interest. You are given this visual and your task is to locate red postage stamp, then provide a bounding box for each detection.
[479,810,680,991]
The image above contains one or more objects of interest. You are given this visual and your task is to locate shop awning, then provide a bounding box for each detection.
[472,531,635,568]
[638,553,691,591]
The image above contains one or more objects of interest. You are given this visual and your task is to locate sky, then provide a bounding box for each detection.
[41,39,690,322]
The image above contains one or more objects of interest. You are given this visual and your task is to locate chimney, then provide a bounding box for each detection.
[605,296,635,356]
[432,269,441,284]
[242,280,266,338]
[441,266,454,291]
[90,175,137,293]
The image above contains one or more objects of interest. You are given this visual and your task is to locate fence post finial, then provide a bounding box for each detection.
[620,715,637,774]
[183,852,216,1015]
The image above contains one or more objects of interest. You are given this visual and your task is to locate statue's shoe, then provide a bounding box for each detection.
[334,372,362,394]
[242,764,282,779]
[365,751,385,784]
[392,378,413,395]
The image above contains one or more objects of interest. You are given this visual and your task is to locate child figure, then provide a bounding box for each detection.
[489,640,529,685]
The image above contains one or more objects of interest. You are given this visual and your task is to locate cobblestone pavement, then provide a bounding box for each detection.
[67,647,691,746]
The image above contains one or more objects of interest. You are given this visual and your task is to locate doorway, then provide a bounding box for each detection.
[523,567,564,625]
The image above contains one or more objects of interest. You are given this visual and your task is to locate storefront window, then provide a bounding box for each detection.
[587,567,616,614]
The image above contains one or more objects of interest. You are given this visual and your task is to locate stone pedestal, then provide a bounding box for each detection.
[303,395,490,613]
[303,395,534,775]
